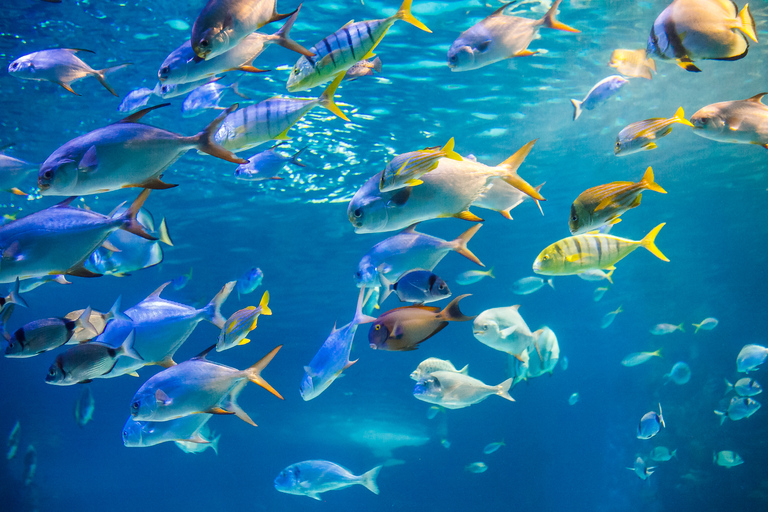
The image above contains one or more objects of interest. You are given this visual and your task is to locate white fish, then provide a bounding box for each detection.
[568,392,579,405]
[649,446,677,462]
[601,306,622,328]
[691,94,768,148]
[482,441,504,454]
[527,327,560,378]
[465,462,488,473]
[413,370,514,409]
[512,276,554,295]
[473,305,535,358]
[724,377,762,397]
[622,350,661,367]
[410,357,468,382]
[736,344,768,373]
[715,396,761,424]
[455,268,494,286]
[650,323,684,335]
[692,317,718,333]
[274,460,382,500]
[714,450,743,467]
[571,75,628,121]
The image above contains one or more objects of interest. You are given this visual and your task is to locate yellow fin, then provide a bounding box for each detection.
[672,107,694,128]
[640,166,667,194]
[640,223,669,262]
[453,210,483,222]
[259,290,271,316]
[594,197,617,212]
[394,0,431,32]
[609,217,622,225]
[566,254,581,263]
[404,179,423,187]
[441,137,462,161]
[319,73,349,122]
[239,338,251,346]
[737,4,758,43]
[274,127,292,140]
[128,371,140,377]
[513,49,537,57]
[675,58,701,72]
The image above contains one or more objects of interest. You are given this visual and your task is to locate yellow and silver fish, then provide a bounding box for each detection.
[379,138,462,192]
[608,48,656,80]
[615,107,694,156]
[533,223,669,276]
[216,292,272,352]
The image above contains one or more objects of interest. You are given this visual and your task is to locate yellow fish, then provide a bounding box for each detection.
[615,108,694,156]
[608,49,656,80]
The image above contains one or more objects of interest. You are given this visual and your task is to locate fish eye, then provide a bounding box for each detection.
[439,283,446,290]
[543,254,550,261]
[571,215,578,222]
[449,55,457,63]
[199,39,210,48]
[483,325,488,331]
[48,367,56,376]
[42,170,53,179]
[374,324,381,330]
[353,208,362,218]
[130,400,140,413]
[160,66,169,75]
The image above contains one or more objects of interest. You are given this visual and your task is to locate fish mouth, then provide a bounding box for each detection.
[369,343,377,350]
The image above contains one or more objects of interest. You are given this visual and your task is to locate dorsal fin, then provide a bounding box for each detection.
[746,92,767,104]
[491,2,512,16]
[402,223,419,234]
[146,281,171,300]
[55,196,79,207]
[118,103,170,124]
[62,48,96,54]
[193,344,217,360]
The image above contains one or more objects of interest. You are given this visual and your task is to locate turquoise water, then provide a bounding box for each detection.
[1,0,767,510]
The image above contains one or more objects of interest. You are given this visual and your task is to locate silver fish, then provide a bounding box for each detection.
[571,75,628,121]
[45,330,143,385]
[274,460,382,500]
[691,93,768,149]
[181,80,250,118]
[122,414,213,447]
[413,370,514,409]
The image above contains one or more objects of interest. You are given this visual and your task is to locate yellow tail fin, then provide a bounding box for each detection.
[441,137,462,161]
[319,73,350,122]
[497,140,543,201]
[738,4,758,43]
[395,0,431,33]
[672,107,694,128]
[542,0,580,33]
[640,166,667,194]
[259,290,272,316]
[640,223,669,262]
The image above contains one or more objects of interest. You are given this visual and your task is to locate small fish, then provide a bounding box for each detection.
[235,144,305,181]
[166,19,190,31]
[175,427,220,455]
[413,370,514,409]
[622,350,662,367]
[465,462,488,473]
[615,108,694,156]
[629,456,654,480]
[692,317,718,333]
[483,441,504,454]
[6,420,20,460]
[455,268,495,286]
[571,75,628,121]
[577,268,614,283]
[274,460,382,500]
[560,356,569,371]
[441,439,451,449]
[45,331,143,385]
[533,224,669,276]
[5,307,97,357]
[216,292,271,352]
[715,396,761,424]
[17,274,69,297]
[379,138,462,192]
[172,267,193,290]
[8,49,130,96]
[426,405,441,419]
[22,445,36,486]
[369,294,475,351]
[569,167,667,235]
[724,377,762,397]
[181,80,250,118]
[74,385,95,427]
[736,344,768,373]
[344,57,382,81]
[637,404,665,440]
[122,414,213,448]
[649,446,677,462]
[379,269,452,305]
[118,88,154,113]
[236,267,263,299]
[600,306,622,329]
[691,93,768,149]
[410,357,468,382]
[0,279,28,313]
[650,323,685,335]
[664,362,691,385]
[714,450,743,467]
[593,287,609,302]
[608,48,656,80]
[568,392,580,405]
[512,276,554,295]
[154,77,212,99]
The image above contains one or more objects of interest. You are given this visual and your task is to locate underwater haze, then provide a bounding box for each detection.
[1,0,768,511]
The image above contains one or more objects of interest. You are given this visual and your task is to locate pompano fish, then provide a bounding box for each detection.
[74,385,95,427]
[533,223,669,276]
[191,0,296,60]
[447,0,579,72]
[274,460,382,500]
[647,0,757,72]
[379,269,451,305]
[122,414,213,447]
[379,138,462,192]
[154,78,213,99]
[348,140,543,234]
[410,357,468,381]
[692,317,718,333]
[4,307,96,357]
[286,0,430,92]
[736,344,768,373]
[724,377,761,397]
[473,305,534,358]
[38,104,246,196]
[649,446,677,462]
[235,143,304,181]
[527,327,560,378]
[45,330,143,385]
[608,48,656,80]
[413,370,514,409]
[715,396,761,424]
[214,73,349,153]
[569,167,667,234]
[0,189,155,283]
[129,345,283,425]
[571,75,628,121]
[615,108,694,156]
[175,425,220,454]
[630,456,654,480]
[691,93,768,149]
[344,56,382,81]
[0,147,39,195]
[181,80,250,118]
[637,404,665,439]
[622,350,662,367]
[8,48,130,96]
[216,292,272,352]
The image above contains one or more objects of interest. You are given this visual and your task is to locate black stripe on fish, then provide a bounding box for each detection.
[345,27,356,59]
[365,22,373,40]
[710,45,749,61]
[64,319,76,332]
[596,237,603,266]
[323,39,336,66]
[661,17,687,60]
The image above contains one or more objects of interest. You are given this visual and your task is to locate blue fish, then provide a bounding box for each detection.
[236,267,263,299]
[637,403,664,439]
[274,460,382,500]
[570,75,628,120]
[118,88,154,113]
[181,80,250,118]
[172,268,193,290]
[234,143,306,181]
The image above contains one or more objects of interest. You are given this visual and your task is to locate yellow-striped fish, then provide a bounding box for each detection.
[532,223,669,276]
[379,138,462,192]
[615,107,694,156]
[286,0,430,92]
[569,167,667,235]
[216,292,271,352]
[608,49,656,80]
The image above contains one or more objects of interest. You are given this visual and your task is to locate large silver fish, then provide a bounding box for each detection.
[691,93,768,148]
[413,370,514,409]
[45,330,143,385]
[122,414,213,447]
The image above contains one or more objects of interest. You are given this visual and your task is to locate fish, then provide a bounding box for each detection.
[637,404,665,439]
[122,414,213,447]
[664,362,691,385]
[217,293,271,352]
[736,344,768,373]
[526,327,560,378]
[22,445,36,486]
[0,146,40,195]
[181,80,250,118]
[300,287,375,401]
[21,275,71,293]
[348,140,542,233]
[649,446,677,462]
[413,370,514,409]
[154,77,213,99]
[473,180,545,220]
[0,279,28,314]
[175,425,220,455]
[622,350,662,367]
[274,460,382,500]
[455,268,495,286]
[724,377,762,397]
[647,0,757,72]
[690,93,768,149]
[344,56,382,81]
[129,344,283,425]
[410,357,468,382]
[190,0,296,60]
[379,138,462,192]
[379,269,452,305]
[577,268,615,283]
[714,450,743,467]
[608,48,656,80]
[8,48,130,96]
[600,306,622,328]
[6,420,20,460]
[512,276,554,295]
[593,287,609,302]
[692,317,718,333]
[64,306,111,343]
[213,74,349,153]
[569,168,667,235]
[465,462,488,473]
[356,223,484,290]
[715,396,761,424]
[74,385,95,427]
[286,0,430,92]
[172,268,193,290]
[235,143,305,181]
[38,104,246,195]
[0,189,155,283]
[45,330,143,385]
[650,323,684,335]
[236,267,263,299]
[630,456,654,480]
[118,87,154,113]
[560,356,569,371]
[532,223,669,276]
[369,294,474,351]
[615,108,694,156]
[483,441,505,454]
[568,392,579,405]
[159,8,312,85]
[570,75,628,121]
[4,307,96,357]
[447,0,579,72]
[473,305,534,358]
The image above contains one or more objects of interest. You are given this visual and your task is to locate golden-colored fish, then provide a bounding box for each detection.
[608,49,656,80]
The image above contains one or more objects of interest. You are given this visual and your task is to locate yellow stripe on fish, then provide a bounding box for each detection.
[379,137,462,192]
[615,107,694,156]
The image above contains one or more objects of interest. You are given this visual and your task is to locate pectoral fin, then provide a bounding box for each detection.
[566,254,582,263]
[79,146,98,172]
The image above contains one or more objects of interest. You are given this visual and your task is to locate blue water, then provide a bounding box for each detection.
[1,0,768,510]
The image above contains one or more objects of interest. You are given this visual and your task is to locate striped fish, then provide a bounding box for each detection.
[216,292,272,352]
[569,167,667,235]
[286,0,430,92]
[214,73,349,153]
[532,223,669,276]
[379,138,462,192]
[615,107,694,156]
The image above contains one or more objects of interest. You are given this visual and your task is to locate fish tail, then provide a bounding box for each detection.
[120,330,143,361]
[158,218,174,246]
[605,268,615,284]
[245,345,284,399]
[259,291,272,316]
[451,224,484,267]
[354,286,377,325]
[193,105,248,164]
[7,278,28,308]
[377,273,394,305]
[290,146,307,167]
[486,267,495,279]
[533,182,546,216]
[496,140,543,200]
[319,73,350,121]
[209,433,221,455]
[204,281,235,328]
[737,4,758,43]
[693,322,703,334]
[496,378,515,402]
[547,278,555,290]
[640,223,669,262]
[437,294,475,322]
[76,306,97,337]
[371,56,383,73]
[359,465,383,495]
[672,107,694,128]
[639,167,667,194]
[541,0,580,33]
[677,323,685,333]
[646,56,657,72]
[273,6,315,58]
[230,82,250,100]
[571,99,582,120]
[724,378,733,394]
[441,137,462,161]
[120,189,157,241]
[394,0,431,33]
[93,63,131,97]
[714,410,727,425]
